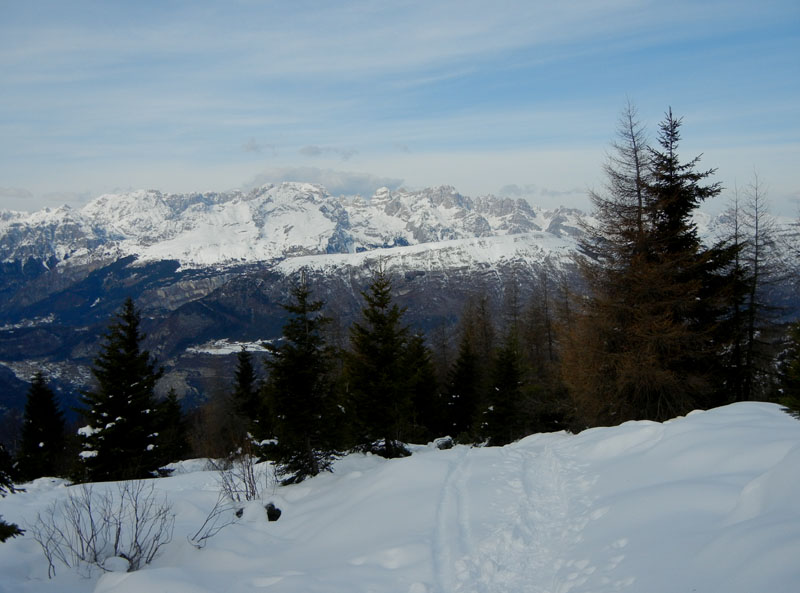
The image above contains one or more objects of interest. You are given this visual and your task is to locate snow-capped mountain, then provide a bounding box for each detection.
[0,183,584,268]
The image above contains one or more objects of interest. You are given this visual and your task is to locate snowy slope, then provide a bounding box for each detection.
[2,402,799,593]
[274,231,576,278]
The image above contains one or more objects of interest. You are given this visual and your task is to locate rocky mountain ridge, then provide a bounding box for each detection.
[0,183,583,269]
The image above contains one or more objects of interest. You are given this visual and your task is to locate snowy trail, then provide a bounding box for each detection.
[433,447,473,593]
[436,437,601,593]
[418,432,623,593]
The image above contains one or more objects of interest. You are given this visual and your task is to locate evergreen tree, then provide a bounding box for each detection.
[78,298,164,481]
[563,107,738,425]
[265,276,339,481]
[153,388,190,467]
[17,372,66,481]
[404,332,442,441]
[442,295,496,441]
[643,108,739,410]
[231,347,265,440]
[446,331,482,439]
[779,321,800,417]
[483,330,526,445]
[346,269,411,458]
[0,444,23,542]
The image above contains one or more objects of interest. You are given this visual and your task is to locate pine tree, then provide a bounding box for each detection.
[0,444,23,542]
[346,269,411,458]
[78,298,164,481]
[265,276,339,481]
[17,372,66,481]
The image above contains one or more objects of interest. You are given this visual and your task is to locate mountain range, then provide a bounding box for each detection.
[0,183,796,417]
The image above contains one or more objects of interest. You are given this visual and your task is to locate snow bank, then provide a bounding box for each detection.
[1,402,798,592]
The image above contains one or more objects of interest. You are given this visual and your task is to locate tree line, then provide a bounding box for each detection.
[2,107,799,534]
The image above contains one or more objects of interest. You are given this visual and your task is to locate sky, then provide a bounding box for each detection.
[1,0,798,214]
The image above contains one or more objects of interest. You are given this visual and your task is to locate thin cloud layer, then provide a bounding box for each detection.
[245,167,404,197]
[299,146,359,161]
[0,187,34,200]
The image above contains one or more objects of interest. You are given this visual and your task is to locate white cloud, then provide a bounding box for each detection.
[0,186,34,200]
[299,146,359,161]
[245,167,403,197]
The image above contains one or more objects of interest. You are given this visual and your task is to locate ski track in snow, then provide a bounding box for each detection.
[433,439,630,593]
[433,447,473,593]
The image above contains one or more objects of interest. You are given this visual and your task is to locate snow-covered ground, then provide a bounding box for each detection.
[2,402,799,593]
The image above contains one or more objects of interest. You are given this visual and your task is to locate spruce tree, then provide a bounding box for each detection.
[231,347,265,441]
[78,298,164,481]
[153,388,190,468]
[404,332,442,442]
[643,108,739,411]
[17,372,66,481]
[0,444,23,542]
[779,321,800,417]
[265,277,339,481]
[346,269,411,458]
[484,329,527,445]
[446,331,482,439]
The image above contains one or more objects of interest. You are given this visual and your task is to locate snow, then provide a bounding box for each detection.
[186,339,271,355]
[1,402,799,592]
[276,232,575,278]
[77,425,99,438]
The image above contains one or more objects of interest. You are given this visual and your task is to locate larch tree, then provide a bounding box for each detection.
[562,102,655,425]
[78,298,164,481]
[17,372,66,481]
[724,175,781,401]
